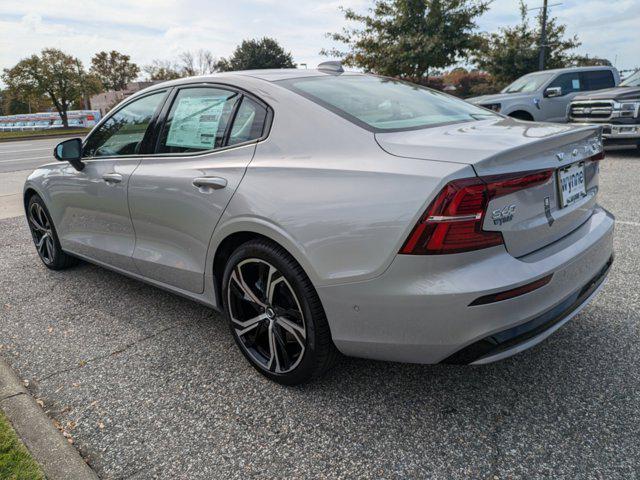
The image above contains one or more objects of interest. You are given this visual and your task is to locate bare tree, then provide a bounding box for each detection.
[179,50,218,76]
[143,59,182,81]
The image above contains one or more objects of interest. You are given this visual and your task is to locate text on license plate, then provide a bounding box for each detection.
[557,162,586,208]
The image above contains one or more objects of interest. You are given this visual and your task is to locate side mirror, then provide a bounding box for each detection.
[544,86,562,98]
[53,138,84,171]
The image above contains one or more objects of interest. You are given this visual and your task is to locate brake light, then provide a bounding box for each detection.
[400,169,553,255]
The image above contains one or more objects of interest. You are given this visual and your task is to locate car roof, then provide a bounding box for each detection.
[527,66,616,75]
[151,68,362,87]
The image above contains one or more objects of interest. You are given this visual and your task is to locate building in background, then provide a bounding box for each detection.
[90,81,158,115]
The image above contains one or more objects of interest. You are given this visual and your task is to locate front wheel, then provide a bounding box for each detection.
[222,239,338,385]
[26,194,79,270]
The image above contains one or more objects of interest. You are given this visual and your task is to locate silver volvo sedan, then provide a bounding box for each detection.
[24,64,614,385]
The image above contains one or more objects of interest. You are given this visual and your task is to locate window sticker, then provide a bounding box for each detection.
[572,79,580,90]
[166,96,227,149]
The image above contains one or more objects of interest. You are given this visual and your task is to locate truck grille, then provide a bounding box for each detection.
[570,101,613,122]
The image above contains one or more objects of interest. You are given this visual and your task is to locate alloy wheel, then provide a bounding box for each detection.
[227,258,307,374]
[28,202,55,265]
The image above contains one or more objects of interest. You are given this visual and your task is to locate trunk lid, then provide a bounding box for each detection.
[376,117,603,257]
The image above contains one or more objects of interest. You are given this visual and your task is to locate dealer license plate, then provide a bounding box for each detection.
[557,161,586,208]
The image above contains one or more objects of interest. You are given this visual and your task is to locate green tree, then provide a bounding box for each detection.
[1,48,91,127]
[216,38,295,71]
[322,0,490,81]
[0,88,51,115]
[90,50,140,91]
[473,1,580,86]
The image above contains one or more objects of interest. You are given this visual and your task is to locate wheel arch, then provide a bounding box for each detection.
[209,219,321,307]
[507,109,535,121]
[23,186,40,209]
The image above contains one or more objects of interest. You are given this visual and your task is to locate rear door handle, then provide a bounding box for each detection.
[192,176,227,190]
[102,173,123,184]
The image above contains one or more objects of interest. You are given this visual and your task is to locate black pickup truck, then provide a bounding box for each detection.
[569,70,640,149]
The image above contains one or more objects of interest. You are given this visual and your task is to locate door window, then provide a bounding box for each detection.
[228,97,268,146]
[83,91,167,158]
[548,73,583,95]
[583,70,615,90]
[158,88,241,153]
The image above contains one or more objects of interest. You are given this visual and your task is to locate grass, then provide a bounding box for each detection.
[0,411,44,480]
[0,128,91,141]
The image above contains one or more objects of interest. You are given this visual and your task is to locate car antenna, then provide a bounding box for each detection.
[318,61,344,74]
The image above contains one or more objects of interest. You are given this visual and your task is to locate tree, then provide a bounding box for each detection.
[216,38,295,71]
[143,59,183,81]
[572,55,612,67]
[322,0,490,81]
[441,67,498,98]
[0,88,51,115]
[90,50,140,91]
[2,48,91,127]
[179,50,218,76]
[473,1,580,86]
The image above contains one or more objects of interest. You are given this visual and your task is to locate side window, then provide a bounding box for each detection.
[158,87,240,153]
[548,73,582,95]
[228,97,268,146]
[584,70,615,90]
[83,91,166,158]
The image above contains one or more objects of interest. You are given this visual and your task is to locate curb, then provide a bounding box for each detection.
[0,359,99,480]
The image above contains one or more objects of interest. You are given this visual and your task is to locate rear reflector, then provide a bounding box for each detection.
[468,274,553,306]
[400,169,553,255]
[589,151,605,161]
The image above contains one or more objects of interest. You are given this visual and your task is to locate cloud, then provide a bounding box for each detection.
[0,0,638,82]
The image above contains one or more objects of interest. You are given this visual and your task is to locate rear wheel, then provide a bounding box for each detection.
[27,195,79,270]
[222,239,338,385]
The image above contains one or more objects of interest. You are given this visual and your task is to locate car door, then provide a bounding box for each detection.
[51,90,168,271]
[128,85,270,293]
[539,72,585,122]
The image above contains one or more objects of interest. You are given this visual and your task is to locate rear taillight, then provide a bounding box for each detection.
[400,169,553,255]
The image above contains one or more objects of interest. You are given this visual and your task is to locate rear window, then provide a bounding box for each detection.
[279,75,496,132]
[584,70,615,90]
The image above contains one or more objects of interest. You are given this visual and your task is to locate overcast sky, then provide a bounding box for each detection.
[0,0,638,81]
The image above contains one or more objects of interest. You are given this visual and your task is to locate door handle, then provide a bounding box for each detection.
[102,173,123,184]
[192,176,227,190]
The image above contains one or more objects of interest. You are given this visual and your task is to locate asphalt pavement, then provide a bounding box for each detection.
[0,147,639,479]
[0,137,63,219]
[0,136,61,173]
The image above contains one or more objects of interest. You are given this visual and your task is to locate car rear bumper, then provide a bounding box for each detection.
[318,206,614,364]
[570,122,640,142]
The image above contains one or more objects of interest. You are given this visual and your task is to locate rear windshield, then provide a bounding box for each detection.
[279,75,496,132]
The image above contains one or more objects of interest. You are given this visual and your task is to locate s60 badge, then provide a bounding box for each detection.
[492,204,516,225]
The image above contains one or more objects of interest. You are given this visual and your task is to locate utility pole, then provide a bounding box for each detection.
[538,0,548,71]
[529,1,561,71]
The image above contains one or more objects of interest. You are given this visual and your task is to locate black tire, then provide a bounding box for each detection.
[26,194,79,270]
[222,239,339,385]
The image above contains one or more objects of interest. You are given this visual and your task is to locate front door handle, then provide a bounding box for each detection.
[192,176,227,190]
[102,173,123,184]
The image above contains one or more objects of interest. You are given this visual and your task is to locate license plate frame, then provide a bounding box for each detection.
[557,161,587,208]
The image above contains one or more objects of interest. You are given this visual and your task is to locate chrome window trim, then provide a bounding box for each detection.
[80,80,273,162]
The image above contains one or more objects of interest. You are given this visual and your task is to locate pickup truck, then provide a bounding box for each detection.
[569,70,640,149]
[468,66,620,122]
